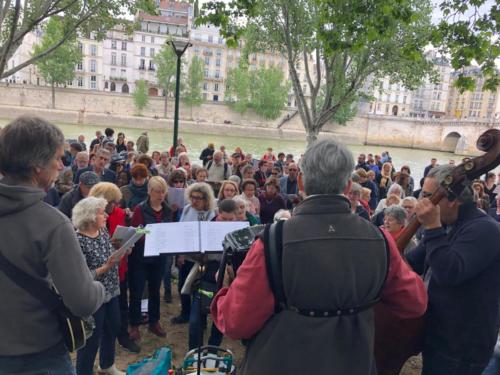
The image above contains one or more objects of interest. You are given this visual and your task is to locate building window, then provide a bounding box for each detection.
[141,47,146,57]
[141,35,146,42]
[77,76,83,87]
[385,104,389,114]
[121,41,127,51]
[90,59,96,73]
[77,61,83,70]
[216,58,221,67]
[214,83,219,92]
[121,54,127,66]
[214,70,220,78]
[203,82,208,90]
[208,35,213,43]
[218,37,223,44]
[149,60,155,70]
[120,69,126,77]
[151,36,155,43]
[205,56,210,65]
[90,76,97,89]
[139,59,145,70]
[67,80,73,86]
[216,49,222,56]
[403,95,407,104]
[78,42,83,54]
[111,40,117,49]
[150,48,155,57]
[213,94,219,101]
[90,44,97,56]
[204,69,209,78]
[111,53,117,65]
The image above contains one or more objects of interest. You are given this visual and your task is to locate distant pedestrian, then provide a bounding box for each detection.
[136,132,149,154]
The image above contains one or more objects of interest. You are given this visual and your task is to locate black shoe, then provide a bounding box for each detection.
[170,315,189,325]
[118,336,141,354]
[163,294,172,303]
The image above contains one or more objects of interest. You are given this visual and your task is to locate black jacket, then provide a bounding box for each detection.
[406,203,500,365]
[58,185,83,218]
[199,147,215,166]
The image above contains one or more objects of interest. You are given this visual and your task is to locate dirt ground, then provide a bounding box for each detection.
[86,287,422,374]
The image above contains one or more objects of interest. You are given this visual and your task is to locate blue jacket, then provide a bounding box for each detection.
[406,203,500,365]
[279,176,298,195]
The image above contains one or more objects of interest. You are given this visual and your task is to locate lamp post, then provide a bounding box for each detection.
[167,39,191,153]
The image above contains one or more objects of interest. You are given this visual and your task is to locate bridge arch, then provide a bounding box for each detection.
[442,131,462,153]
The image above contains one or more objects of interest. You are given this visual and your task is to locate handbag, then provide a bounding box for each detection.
[0,250,92,352]
[126,347,172,375]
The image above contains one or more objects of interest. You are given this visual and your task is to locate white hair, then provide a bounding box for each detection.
[232,196,248,209]
[301,139,354,195]
[402,196,417,205]
[384,205,407,225]
[387,183,404,198]
[72,197,107,231]
[274,209,292,222]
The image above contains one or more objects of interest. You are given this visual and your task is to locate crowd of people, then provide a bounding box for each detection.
[0,115,499,375]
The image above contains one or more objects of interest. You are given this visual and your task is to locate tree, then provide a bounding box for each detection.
[33,17,81,109]
[251,67,289,120]
[154,42,177,118]
[133,80,149,115]
[198,0,435,144]
[0,0,156,79]
[431,1,499,92]
[182,56,204,118]
[225,64,251,114]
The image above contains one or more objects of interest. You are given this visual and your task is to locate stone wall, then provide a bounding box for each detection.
[1,83,498,155]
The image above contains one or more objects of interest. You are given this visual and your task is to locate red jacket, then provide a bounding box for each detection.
[107,206,128,282]
[211,228,427,340]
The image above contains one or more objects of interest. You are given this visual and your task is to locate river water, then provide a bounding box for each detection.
[0,118,475,183]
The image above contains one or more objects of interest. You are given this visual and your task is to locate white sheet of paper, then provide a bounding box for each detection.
[144,222,199,256]
[200,221,249,252]
[141,299,148,313]
[167,187,185,208]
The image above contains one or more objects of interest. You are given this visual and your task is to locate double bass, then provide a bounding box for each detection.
[374,128,500,375]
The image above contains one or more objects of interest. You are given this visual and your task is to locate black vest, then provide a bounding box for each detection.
[240,195,388,375]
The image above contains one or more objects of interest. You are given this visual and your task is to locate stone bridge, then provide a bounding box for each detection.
[314,115,500,156]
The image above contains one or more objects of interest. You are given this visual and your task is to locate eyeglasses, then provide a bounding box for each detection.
[173,180,184,184]
[191,195,205,201]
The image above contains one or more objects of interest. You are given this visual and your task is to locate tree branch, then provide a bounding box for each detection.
[1,8,93,79]
[0,0,21,77]
[0,0,12,36]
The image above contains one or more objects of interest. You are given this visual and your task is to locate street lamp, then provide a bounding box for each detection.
[167,39,192,153]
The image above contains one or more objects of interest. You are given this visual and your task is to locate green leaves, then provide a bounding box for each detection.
[32,17,82,87]
[226,64,289,119]
[155,42,177,93]
[182,56,204,107]
[133,80,149,115]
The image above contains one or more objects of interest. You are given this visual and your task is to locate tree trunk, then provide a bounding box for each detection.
[306,128,319,146]
[164,95,168,118]
[51,82,55,109]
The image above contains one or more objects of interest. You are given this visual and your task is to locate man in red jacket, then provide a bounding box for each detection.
[212,139,427,375]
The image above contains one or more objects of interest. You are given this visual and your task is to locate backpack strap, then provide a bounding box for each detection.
[263,220,286,313]
[206,160,213,170]
[263,221,391,317]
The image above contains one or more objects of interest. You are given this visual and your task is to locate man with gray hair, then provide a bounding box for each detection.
[407,164,500,374]
[210,138,427,375]
[75,148,116,183]
[206,150,230,182]
[0,116,105,374]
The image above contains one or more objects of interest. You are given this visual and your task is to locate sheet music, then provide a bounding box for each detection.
[144,221,249,256]
[167,187,185,208]
[200,222,249,252]
[111,226,144,259]
[144,222,198,256]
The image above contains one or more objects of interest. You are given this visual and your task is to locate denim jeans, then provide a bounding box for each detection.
[163,255,173,298]
[178,260,194,320]
[117,277,129,340]
[129,257,165,326]
[76,297,121,375]
[0,342,74,375]
[482,357,500,375]
[188,292,223,350]
[423,348,488,375]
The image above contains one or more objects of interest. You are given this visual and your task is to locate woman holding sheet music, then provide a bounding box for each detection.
[170,183,217,325]
[72,197,124,375]
[129,176,174,343]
